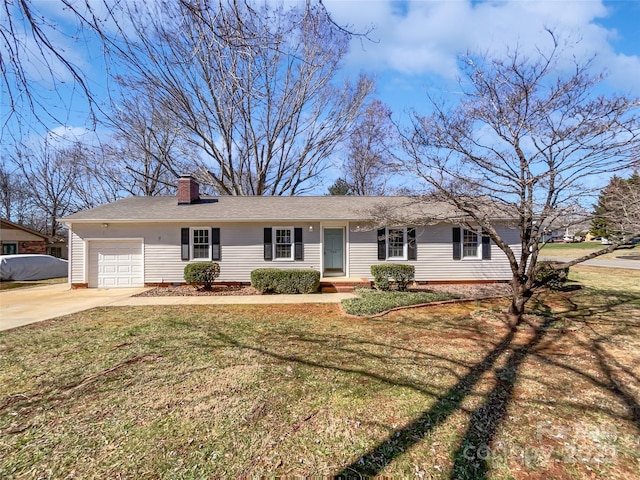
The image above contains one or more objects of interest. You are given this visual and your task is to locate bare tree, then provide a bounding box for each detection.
[107,87,196,196]
[398,35,640,323]
[115,1,373,196]
[3,0,373,198]
[67,144,125,210]
[16,140,82,237]
[1,0,118,137]
[0,161,32,223]
[343,100,396,195]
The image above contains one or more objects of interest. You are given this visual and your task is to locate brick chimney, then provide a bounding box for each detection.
[177,175,200,204]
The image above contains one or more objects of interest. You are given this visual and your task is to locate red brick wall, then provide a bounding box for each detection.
[18,241,47,254]
[177,176,199,204]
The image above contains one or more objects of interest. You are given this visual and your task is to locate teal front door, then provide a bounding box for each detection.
[323,228,344,274]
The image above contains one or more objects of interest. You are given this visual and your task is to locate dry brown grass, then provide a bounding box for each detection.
[0,276,67,290]
[569,265,640,293]
[0,274,638,479]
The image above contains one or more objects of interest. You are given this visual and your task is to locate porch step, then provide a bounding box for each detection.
[320,278,371,293]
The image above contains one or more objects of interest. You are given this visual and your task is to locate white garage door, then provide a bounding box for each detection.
[88,240,143,288]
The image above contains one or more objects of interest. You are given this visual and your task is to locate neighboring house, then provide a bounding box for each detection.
[61,175,521,288]
[47,234,69,259]
[0,219,49,255]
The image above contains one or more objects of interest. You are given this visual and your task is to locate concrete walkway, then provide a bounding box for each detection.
[0,283,355,331]
[108,292,355,307]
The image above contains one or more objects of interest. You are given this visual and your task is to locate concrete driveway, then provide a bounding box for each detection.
[0,284,355,331]
[0,283,149,331]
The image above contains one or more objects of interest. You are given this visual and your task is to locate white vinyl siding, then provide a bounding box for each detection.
[68,220,517,285]
[69,222,321,284]
[349,222,518,281]
[70,230,84,283]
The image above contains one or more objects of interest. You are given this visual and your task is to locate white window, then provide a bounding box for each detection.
[387,228,407,260]
[462,228,481,259]
[274,227,294,260]
[191,228,211,260]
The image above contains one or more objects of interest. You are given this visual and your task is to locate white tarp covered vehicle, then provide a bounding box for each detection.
[0,254,68,281]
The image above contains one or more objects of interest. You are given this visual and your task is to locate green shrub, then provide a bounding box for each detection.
[342,289,459,316]
[370,264,415,291]
[534,261,569,290]
[184,262,220,290]
[250,268,320,294]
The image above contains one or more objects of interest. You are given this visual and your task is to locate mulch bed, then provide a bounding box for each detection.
[134,283,513,298]
[134,285,262,297]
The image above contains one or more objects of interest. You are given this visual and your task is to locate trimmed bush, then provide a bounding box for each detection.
[251,268,320,294]
[371,264,415,291]
[534,261,569,290]
[184,262,220,290]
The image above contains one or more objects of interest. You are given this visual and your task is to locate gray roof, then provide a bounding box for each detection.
[61,195,465,224]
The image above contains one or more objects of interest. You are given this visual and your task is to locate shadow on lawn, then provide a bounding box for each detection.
[448,317,554,479]
[336,291,639,479]
[206,289,639,479]
[333,318,553,479]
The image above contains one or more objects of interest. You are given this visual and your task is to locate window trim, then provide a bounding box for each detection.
[272,226,295,261]
[2,242,17,255]
[386,227,407,260]
[462,227,481,260]
[190,227,211,261]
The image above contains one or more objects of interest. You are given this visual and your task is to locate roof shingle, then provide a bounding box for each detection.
[61,195,461,223]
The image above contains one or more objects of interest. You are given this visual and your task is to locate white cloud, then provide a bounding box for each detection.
[46,125,99,146]
[323,0,639,93]
[605,53,640,93]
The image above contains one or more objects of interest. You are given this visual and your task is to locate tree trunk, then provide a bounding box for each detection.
[508,280,532,327]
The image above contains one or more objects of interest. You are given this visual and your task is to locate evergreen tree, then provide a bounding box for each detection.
[591,173,640,238]
[327,178,352,196]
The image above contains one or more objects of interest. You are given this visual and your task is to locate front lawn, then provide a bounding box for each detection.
[1,271,638,478]
[540,241,639,259]
[0,277,67,291]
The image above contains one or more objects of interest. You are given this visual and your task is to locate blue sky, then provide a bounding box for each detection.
[326,0,640,115]
[2,0,640,182]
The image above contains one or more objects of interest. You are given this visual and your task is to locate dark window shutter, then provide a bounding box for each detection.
[377,228,386,260]
[407,227,417,260]
[211,227,221,261]
[264,228,273,261]
[294,227,303,261]
[181,228,189,260]
[482,230,491,260]
[453,227,462,260]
